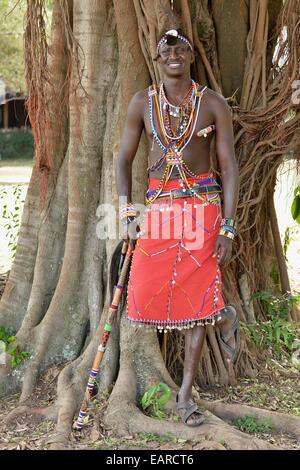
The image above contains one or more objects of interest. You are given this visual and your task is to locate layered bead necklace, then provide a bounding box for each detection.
[147,81,207,204]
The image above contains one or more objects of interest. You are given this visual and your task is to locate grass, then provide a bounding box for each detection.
[136,432,178,444]
[234,415,273,434]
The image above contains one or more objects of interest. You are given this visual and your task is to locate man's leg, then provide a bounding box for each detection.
[177,325,206,425]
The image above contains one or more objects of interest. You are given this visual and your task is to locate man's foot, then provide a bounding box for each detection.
[176,394,205,427]
[217,305,240,363]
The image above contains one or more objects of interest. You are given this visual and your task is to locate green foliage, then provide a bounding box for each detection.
[0,0,27,91]
[0,129,34,160]
[0,184,26,259]
[234,415,273,434]
[0,326,29,368]
[253,290,300,320]
[283,227,291,261]
[243,291,300,359]
[137,432,177,443]
[141,383,171,419]
[291,186,300,224]
[0,1,53,92]
[270,263,280,288]
[0,326,16,344]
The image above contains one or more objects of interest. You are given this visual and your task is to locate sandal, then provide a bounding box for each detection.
[176,395,205,427]
[217,304,240,363]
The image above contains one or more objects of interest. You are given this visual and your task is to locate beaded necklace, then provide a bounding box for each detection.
[146,82,207,204]
[159,81,195,140]
[160,81,194,119]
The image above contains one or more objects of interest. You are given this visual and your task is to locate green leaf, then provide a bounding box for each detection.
[291,194,300,222]
[141,383,171,419]
[7,336,17,344]
[156,383,171,408]
[141,384,160,410]
[294,186,300,197]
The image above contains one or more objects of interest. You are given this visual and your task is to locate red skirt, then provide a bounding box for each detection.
[126,172,225,331]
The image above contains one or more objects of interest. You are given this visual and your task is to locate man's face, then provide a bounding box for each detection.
[157,41,194,77]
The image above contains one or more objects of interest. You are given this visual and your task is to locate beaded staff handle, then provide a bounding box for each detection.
[74,241,133,431]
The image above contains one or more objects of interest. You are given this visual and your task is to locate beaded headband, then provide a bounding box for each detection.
[156,29,193,55]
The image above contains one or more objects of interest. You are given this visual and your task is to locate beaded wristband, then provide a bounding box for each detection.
[119,203,137,221]
[219,227,235,240]
[120,209,137,220]
[220,217,237,229]
[221,224,236,234]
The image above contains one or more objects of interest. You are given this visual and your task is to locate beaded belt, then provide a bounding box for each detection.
[151,184,222,200]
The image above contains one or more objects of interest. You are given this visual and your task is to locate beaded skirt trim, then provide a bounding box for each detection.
[126,306,224,332]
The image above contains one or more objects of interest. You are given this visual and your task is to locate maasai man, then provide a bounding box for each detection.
[116,29,240,426]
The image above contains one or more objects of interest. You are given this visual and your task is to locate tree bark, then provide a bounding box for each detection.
[212,0,249,101]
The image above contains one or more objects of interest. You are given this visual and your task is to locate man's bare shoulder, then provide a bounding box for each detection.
[203,87,230,115]
[127,88,149,122]
[130,88,149,106]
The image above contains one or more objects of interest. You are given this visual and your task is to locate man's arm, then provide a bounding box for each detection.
[116,91,145,203]
[211,92,239,265]
[213,93,239,221]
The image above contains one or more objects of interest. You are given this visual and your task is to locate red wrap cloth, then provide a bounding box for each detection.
[126,172,225,331]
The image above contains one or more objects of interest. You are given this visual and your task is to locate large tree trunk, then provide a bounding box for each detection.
[1,0,299,449]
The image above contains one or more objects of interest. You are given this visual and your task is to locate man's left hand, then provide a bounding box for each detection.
[213,235,233,266]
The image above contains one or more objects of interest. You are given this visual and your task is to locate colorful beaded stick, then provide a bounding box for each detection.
[74,241,133,431]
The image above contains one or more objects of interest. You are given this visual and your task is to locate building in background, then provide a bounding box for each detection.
[0,78,29,129]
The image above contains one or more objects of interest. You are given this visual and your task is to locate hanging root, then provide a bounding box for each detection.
[231,0,300,303]
[24,0,74,206]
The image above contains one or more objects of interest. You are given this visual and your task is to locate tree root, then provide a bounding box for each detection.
[199,399,300,441]
[105,388,277,450]
[3,403,56,427]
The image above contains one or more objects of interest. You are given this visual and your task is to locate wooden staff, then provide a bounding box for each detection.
[74,241,132,431]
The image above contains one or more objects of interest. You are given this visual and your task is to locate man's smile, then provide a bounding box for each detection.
[168,63,182,68]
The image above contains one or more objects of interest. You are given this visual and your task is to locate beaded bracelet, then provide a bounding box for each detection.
[219,227,235,240]
[221,224,236,234]
[119,203,137,221]
[220,217,237,229]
